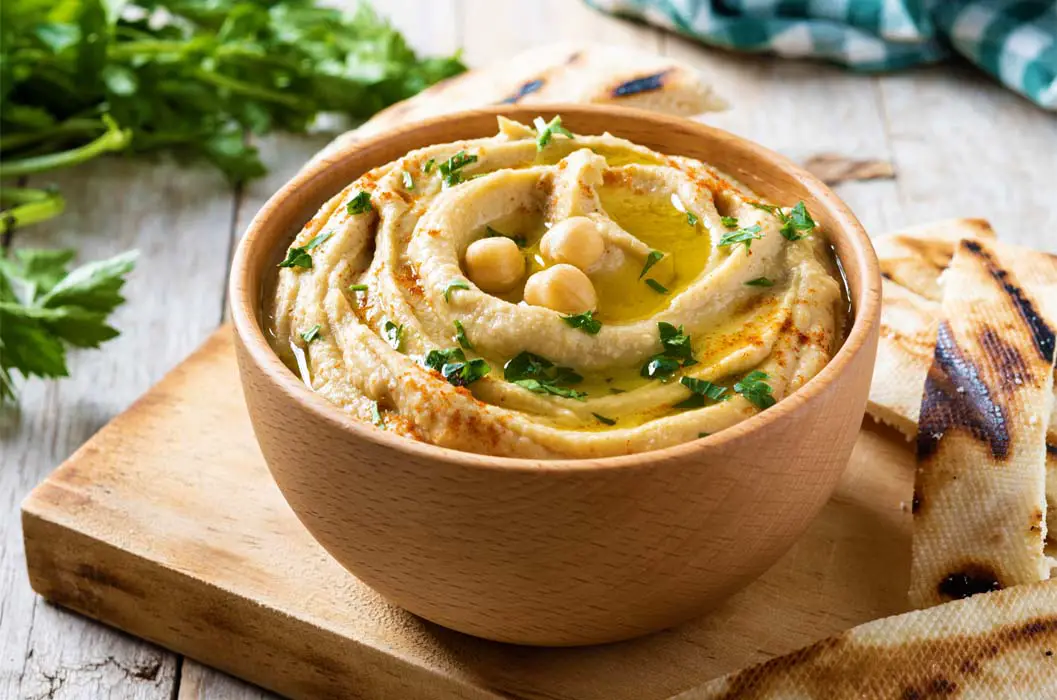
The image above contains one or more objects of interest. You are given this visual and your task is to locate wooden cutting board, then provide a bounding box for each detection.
[22,326,916,700]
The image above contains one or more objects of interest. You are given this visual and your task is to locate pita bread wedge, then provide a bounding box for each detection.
[867,219,997,436]
[873,218,996,302]
[313,42,726,163]
[671,579,1057,700]
[910,238,1057,609]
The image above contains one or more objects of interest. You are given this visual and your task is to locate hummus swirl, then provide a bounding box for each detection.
[269,117,846,458]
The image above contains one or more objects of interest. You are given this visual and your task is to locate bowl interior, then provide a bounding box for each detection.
[230,104,879,469]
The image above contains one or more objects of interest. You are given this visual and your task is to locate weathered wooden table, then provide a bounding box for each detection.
[2,2,1054,697]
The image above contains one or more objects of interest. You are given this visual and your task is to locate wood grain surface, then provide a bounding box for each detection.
[2,0,1055,697]
[23,327,915,700]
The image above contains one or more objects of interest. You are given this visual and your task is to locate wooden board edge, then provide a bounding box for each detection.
[21,445,506,700]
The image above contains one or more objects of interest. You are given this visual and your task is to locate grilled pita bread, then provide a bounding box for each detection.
[671,579,1057,699]
[868,219,997,436]
[313,42,726,163]
[909,238,1057,609]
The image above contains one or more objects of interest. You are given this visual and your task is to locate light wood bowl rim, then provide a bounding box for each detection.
[230,104,881,472]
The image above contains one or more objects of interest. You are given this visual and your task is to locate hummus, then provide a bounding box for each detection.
[267,116,848,458]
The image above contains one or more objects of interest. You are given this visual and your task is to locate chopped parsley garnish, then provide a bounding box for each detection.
[423,347,490,387]
[720,216,739,228]
[383,320,403,350]
[687,212,699,226]
[278,230,333,268]
[641,322,696,380]
[718,225,763,250]
[369,400,383,426]
[423,158,435,173]
[348,283,368,292]
[734,370,776,409]
[438,150,478,186]
[779,202,817,241]
[562,310,602,335]
[645,278,669,294]
[592,413,617,426]
[401,170,414,190]
[454,320,473,349]
[745,277,774,287]
[504,351,586,400]
[346,190,372,215]
[278,247,313,269]
[534,115,574,150]
[639,250,664,279]
[698,432,710,438]
[444,279,470,302]
[486,225,527,247]
[674,376,727,408]
[300,324,321,343]
[751,200,817,241]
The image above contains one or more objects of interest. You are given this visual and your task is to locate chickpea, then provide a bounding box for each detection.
[523,264,598,315]
[540,216,606,271]
[464,237,525,293]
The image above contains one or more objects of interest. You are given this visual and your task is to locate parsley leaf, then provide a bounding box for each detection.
[718,225,763,250]
[346,191,372,215]
[369,400,384,426]
[645,278,668,294]
[779,201,817,241]
[504,351,586,400]
[720,216,739,228]
[444,279,470,302]
[438,150,478,187]
[562,310,602,335]
[750,201,817,242]
[734,370,776,409]
[745,277,774,287]
[383,320,403,351]
[454,320,473,349]
[423,347,490,387]
[639,250,664,279]
[401,170,414,190]
[533,115,574,150]
[348,284,368,292]
[0,248,136,402]
[424,159,436,173]
[592,413,617,426]
[301,324,321,343]
[687,212,699,226]
[641,322,695,380]
[674,376,727,408]
[278,230,333,269]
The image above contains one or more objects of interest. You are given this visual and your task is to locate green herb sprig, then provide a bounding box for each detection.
[0,249,137,402]
[504,351,586,400]
[641,322,696,380]
[562,310,602,335]
[734,370,776,409]
[534,116,574,150]
[423,348,490,387]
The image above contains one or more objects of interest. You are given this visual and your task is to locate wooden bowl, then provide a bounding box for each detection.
[229,105,881,646]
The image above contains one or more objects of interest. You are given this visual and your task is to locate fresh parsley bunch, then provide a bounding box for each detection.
[0,0,464,403]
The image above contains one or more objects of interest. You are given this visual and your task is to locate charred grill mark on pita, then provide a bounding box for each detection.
[962,240,1057,363]
[881,270,894,281]
[918,321,1011,461]
[611,70,671,98]
[978,325,1037,391]
[499,79,544,104]
[938,564,1003,601]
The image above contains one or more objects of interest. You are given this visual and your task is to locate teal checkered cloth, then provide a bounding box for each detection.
[585,0,1057,110]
